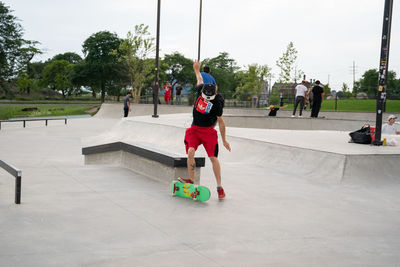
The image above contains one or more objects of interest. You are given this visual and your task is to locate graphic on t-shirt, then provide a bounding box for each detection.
[195,97,213,114]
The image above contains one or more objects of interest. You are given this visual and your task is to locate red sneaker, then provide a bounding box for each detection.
[217,187,225,199]
[178,177,194,184]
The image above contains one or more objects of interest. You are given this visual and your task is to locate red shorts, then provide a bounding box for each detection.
[164,93,171,101]
[184,125,219,157]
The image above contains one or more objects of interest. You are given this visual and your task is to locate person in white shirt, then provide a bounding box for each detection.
[292,80,308,117]
[382,114,400,135]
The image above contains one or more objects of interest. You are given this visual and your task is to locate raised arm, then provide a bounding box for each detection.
[217,116,231,152]
[193,60,203,86]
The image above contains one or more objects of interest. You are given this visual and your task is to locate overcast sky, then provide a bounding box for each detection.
[4,0,400,90]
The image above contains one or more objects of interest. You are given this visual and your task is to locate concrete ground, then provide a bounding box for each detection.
[1,103,400,267]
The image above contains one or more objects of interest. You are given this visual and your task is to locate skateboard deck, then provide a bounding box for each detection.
[171,180,211,201]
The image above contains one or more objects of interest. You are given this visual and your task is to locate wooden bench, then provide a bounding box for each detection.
[82,142,205,184]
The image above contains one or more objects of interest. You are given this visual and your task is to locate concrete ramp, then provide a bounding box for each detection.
[224,115,373,131]
[85,113,400,186]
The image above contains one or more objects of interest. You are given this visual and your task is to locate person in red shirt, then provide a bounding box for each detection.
[163,82,171,104]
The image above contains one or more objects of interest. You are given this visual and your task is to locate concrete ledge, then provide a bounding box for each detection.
[82,142,205,184]
[223,115,372,131]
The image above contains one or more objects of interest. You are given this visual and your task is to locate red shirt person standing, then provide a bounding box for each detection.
[163,82,171,104]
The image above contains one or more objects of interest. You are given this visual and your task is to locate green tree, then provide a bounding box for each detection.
[202,52,239,98]
[69,60,100,98]
[235,64,272,106]
[323,84,331,97]
[162,52,195,93]
[341,83,353,98]
[276,42,302,84]
[113,24,155,102]
[356,69,399,98]
[0,2,41,81]
[83,31,123,102]
[16,72,34,94]
[41,60,73,98]
[52,52,82,64]
[269,88,281,105]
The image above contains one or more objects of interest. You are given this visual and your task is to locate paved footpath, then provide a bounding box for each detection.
[1,104,400,267]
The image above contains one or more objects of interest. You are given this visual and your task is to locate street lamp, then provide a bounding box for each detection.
[153,0,161,118]
[198,0,202,61]
[373,0,394,145]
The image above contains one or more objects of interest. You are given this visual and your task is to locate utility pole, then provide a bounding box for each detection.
[349,61,357,91]
[198,0,202,61]
[353,61,355,90]
[373,0,394,145]
[152,0,161,118]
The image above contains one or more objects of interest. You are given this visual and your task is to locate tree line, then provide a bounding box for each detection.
[1,1,400,104]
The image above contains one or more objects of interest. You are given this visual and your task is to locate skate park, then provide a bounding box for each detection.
[1,103,400,266]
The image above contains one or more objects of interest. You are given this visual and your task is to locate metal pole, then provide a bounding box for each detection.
[197,0,202,61]
[335,94,338,111]
[15,175,21,204]
[373,0,394,145]
[153,0,161,118]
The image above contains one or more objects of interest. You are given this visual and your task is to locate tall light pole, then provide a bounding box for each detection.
[152,0,161,118]
[373,0,394,145]
[197,0,202,61]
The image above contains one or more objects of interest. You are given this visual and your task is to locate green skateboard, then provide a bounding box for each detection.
[171,180,211,201]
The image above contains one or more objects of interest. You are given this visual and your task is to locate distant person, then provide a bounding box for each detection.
[382,115,400,135]
[123,92,132,117]
[164,82,172,104]
[306,86,313,110]
[201,66,218,91]
[292,80,308,117]
[310,80,325,118]
[267,104,287,116]
[175,83,183,105]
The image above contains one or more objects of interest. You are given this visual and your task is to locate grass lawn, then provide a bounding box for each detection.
[285,99,400,113]
[0,104,100,120]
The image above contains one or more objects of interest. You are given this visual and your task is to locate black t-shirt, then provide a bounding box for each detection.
[312,85,324,102]
[268,107,279,116]
[124,96,130,109]
[176,86,183,96]
[192,85,224,127]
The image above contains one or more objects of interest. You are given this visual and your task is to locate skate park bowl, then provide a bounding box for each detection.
[85,104,400,186]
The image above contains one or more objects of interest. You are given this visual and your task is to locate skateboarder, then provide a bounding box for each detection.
[179,60,231,199]
[267,104,287,116]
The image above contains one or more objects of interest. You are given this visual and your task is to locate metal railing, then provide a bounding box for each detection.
[0,160,22,204]
[0,117,67,130]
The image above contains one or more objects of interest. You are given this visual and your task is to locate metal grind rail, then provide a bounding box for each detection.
[0,117,67,130]
[0,160,22,204]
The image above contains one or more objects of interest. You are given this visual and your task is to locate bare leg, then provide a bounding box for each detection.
[209,157,222,187]
[187,147,196,181]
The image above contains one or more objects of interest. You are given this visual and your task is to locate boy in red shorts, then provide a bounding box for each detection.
[179,60,231,199]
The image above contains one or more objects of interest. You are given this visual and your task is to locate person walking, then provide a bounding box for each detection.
[310,80,325,118]
[292,80,308,117]
[123,91,132,117]
[175,83,183,105]
[179,60,231,199]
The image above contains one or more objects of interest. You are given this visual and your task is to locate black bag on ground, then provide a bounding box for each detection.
[349,125,372,144]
